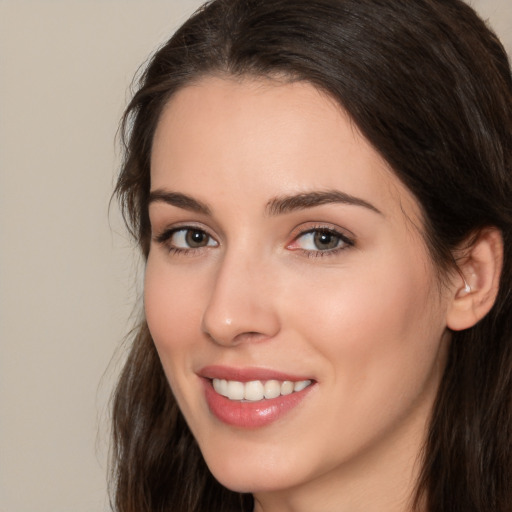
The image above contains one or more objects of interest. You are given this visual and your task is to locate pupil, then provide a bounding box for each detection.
[186,230,207,247]
[314,231,338,250]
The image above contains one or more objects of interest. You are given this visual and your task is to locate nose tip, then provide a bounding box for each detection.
[201,261,280,346]
[202,301,280,347]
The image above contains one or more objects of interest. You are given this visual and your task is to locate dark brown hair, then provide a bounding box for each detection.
[111,1,512,511]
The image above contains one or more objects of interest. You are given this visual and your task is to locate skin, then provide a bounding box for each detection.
[145,76,456,512]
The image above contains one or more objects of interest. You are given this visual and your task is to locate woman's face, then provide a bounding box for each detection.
[146,77,452,503]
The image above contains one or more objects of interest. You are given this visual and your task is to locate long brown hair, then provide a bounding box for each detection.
[111,1,512,510]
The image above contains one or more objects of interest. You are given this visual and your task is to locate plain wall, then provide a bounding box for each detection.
[0,1,510,511]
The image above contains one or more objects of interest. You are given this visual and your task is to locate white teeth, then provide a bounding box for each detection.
[280,380,294,395]
[294,380,311,392]
[212,378,312,401]
[244,380,264,401]
[213,378,228,396]
[227,380,245,400]
[264,380,281,399]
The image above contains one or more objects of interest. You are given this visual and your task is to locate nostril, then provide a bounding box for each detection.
[201,277,281,345]
[231,331,272,345]
[205,329,273,347]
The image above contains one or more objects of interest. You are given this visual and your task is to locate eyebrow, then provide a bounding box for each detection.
[148,188,382,217]
[148,190,211,215]
[266,190,382,216]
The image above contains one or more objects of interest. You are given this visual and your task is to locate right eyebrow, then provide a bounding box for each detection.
[266,190,383,216]
[148,190,211,215]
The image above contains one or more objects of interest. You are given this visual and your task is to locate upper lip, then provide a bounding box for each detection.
[198,365,313,382]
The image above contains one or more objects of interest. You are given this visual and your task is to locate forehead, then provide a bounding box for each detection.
[150,76,422,224]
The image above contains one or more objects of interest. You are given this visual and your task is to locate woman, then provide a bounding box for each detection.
[111,0,512,511]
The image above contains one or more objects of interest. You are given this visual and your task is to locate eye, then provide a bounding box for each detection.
[288,228,353,254]
[155,227,218,252]
[174,228,216,248]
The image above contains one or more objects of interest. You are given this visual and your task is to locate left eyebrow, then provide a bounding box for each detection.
[265,190,383,216]
[148,190,211,215]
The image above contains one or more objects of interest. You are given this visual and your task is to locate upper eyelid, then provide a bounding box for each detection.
[292,228,354,246]
[290,222,356,241]
[153,222,215,239]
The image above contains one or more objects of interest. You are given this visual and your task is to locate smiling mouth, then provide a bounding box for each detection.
[212,378,312,402]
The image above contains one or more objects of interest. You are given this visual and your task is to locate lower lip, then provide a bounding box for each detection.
[202,379,313,428]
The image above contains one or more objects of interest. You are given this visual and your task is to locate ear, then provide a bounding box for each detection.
[446,227,503,331]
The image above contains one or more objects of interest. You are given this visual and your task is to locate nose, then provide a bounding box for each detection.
[201,250,281,346]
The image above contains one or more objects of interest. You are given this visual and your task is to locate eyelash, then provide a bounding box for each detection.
[288,225,355,259]
[153,225,355,258]
[154,226,218,256]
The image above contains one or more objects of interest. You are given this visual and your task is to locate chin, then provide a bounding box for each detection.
[213,472,295,495]
[203,449,305,494]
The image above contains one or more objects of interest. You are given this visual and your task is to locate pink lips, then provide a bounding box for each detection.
[199,365,314,429]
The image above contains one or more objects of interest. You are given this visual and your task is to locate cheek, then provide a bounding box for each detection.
[144,257,211,420]
[144,258,205,362]
[289,259,431,345]
[277,264,446,467]
[284,253,445,408]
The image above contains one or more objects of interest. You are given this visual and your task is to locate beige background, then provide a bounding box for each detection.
[0,1,510,511]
